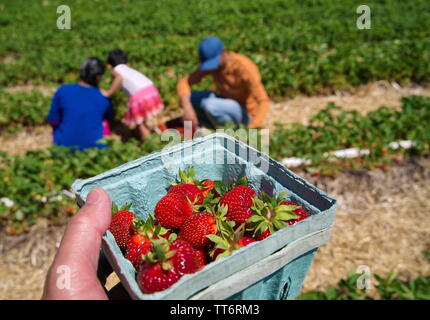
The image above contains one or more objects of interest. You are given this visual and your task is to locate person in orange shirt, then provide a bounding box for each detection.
[177,37,270,129]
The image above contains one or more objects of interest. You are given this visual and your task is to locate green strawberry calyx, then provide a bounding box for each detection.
[206,223,247,260]
[247,191,300,237]
[132,214,169,239]
[212,204,235,240]
[141,236,177,271]
[171,167,198,186]
[111,202,132,217]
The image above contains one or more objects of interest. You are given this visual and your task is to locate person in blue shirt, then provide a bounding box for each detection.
[47,57,113,150]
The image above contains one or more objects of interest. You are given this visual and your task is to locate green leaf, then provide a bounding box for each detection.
[206,234,225,245]
[216,250,231,259]
[214,181,227,196]
[273,219,287,230]
[236,176,248,186]
[165,233,176,242]
[276,211,299,221]
[277,190,289,202]
[246,215,263,223]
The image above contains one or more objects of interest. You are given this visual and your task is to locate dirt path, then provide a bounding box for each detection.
[301,158,430,294]
[2,81,430,155]
[1,158,429,299]
[264,81,430,129]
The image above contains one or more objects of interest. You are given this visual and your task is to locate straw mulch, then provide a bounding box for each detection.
[265,81,430,129]
[301,157,430,293]
[1,158,429,299]
[0,219,65,299]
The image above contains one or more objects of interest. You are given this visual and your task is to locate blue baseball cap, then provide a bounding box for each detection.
[198,37,224,71]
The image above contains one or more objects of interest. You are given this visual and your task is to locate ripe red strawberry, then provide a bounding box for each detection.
[247,192,303,240]
[126,216,169,268]
[255,229,271,241]
[170,239,198,274]
[219,185,256,224]
[108,203,136,249]
[179,212,217,249]
[193,248,207,270]
[169,183,204,204]
[281,201,309,226]
[126,234,151,268]
[237,236,256,246]
[137,237,197,293]
[137,262,181,294]
[168,168,204,204]
[154,192,193,229]
[200,179,215,198]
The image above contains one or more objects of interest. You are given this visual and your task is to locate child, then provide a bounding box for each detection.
[103,49,164,138]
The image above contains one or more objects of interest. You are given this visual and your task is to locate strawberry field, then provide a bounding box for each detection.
[1,95,429,233]
[1,0,430,105]
[1,0,429,300]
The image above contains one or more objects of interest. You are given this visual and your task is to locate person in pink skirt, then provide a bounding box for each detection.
[102,49,164,139]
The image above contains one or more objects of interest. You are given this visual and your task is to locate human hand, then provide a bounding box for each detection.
[181,97,199,127]
[42,188,119,300]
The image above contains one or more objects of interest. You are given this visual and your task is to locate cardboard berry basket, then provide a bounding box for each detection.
[71,133,337,300]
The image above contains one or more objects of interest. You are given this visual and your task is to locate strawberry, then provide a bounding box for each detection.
[170,239,198,274]
[126,233,151,268]
[200,179,215,198]
[255,229,271,241]
[219,184,256,224]
[281,201,309,226]
[179,211,217,249]
[169,168,204,204]
[193,248,207,270]
[247,192,302,240]
[154,192,193,229]
[137,237,197,293]
[137,262,181,294]
[169,183,204,205]
[178,204,235,249]
[237,236,256,246]
[126,215,168,268]
[108,203,136,249]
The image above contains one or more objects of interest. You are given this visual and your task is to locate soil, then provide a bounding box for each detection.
[264,80,430,129]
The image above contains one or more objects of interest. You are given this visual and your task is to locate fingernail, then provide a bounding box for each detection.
[86,189,101,204]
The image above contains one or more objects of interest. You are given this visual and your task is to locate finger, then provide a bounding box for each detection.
[43,188,112,299]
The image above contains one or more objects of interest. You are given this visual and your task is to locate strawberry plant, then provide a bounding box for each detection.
[298,271,430,300]
[269,95,430,175]
[2,95,430,234]
[0,90,51,134]
[1,0,430,105]
[0,136,170,233]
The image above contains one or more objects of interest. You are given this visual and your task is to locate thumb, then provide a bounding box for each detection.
[43,188,112,299]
